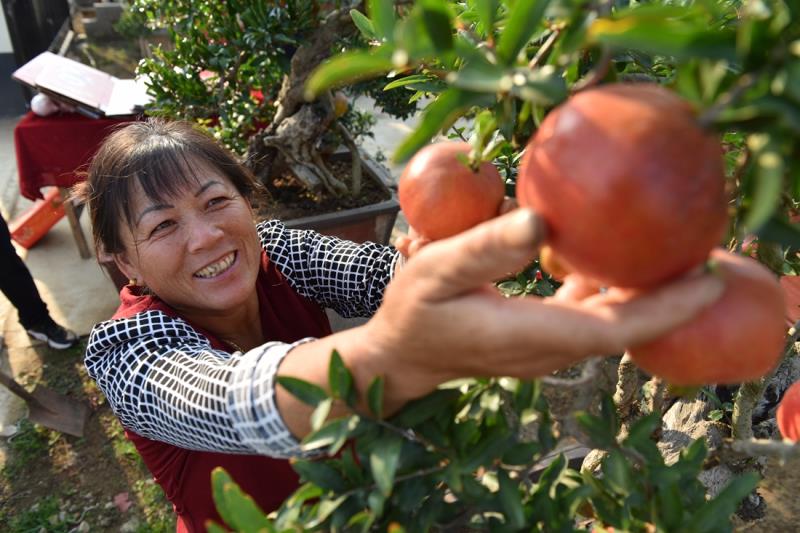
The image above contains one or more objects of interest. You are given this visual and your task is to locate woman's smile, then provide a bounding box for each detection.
[193,251,238,279]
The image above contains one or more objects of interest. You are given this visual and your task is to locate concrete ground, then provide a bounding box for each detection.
[0,100,421,439]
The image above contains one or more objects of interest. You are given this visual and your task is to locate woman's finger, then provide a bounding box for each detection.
[585,272,725,351]
[550,274,602,302]
[400,208,546,301]
[498,197,518,215]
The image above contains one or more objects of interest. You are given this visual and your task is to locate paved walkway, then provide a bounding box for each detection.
[0,100,420,439]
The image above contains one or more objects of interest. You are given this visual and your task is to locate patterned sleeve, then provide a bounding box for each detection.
[85,310,312,458]
[257,219,402,318]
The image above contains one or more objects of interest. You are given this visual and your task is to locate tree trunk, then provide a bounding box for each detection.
[247,2,363,196]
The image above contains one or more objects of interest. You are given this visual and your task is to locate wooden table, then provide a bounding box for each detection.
[14,111,138,258]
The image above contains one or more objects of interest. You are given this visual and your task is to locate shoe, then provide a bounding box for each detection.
[26,321,78,350]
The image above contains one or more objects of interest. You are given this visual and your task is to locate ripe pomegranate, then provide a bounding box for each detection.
[628,249,785,386]
[777,380,800,442]
[516,83,728,288]
[399,142,505,240]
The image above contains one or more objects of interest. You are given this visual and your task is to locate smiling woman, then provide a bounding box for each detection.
[73,119,726,533]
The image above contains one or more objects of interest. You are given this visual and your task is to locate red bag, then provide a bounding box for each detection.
[9,187,66,248]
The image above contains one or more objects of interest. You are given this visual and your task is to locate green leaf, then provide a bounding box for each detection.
[495,0,552,65]
[292,459,348,492]
[508,66,568,105]
[210,467,274,533]
[304,495,348,529]
[328,349,355,405]
[351,9,378,41]
[368,0,396,42]
[392,389,461,427]
[447,61,509,93]
[601,450,632,496]
[575,413,615,449]
[497,469,526,529]
[370,434,403,496]
[536,452,567,490]
[302,415,360,455]
[679,438,708,473]
[474,0,499,37]
[311,397,333,431]
[691,472,760,533]
[205,523,228,533]
[745,136,784,232]
[418,0,454,52]
[461,427,512,471]
[623,413,660,448]
[210,468,239,533]
[367,489,386,516]
[286,482,323,507]
[588,14,737,61]
[305,49,394,100]
[502,441,542,465]
[758,216,800,247]
[383,73,437,91]
[657,484,684,530]
[393,88,492,163]
[277,376,328,407]
[367,376,385,419]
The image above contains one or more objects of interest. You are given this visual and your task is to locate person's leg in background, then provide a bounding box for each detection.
[0,215,77,349]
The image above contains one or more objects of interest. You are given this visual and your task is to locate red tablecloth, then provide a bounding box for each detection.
[14,111,138,200]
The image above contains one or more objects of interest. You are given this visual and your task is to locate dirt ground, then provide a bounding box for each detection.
[736,455,800,531]
[0,340,174,532]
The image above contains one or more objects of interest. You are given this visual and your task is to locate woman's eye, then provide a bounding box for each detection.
[208,196,230,208]
[150,220,174,237]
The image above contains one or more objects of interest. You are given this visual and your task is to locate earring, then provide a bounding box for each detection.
[127,278,138,287]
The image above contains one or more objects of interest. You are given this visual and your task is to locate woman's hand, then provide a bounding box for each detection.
[279,208,723,438]
[393,226,430,258]
[395,197,519,259]
[359,208,724,406]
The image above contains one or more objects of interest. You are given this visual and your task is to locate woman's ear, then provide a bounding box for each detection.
[112,252,140,285]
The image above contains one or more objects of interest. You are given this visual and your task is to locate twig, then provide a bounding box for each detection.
[542,357,604,440]
[528,28,561,70]
[697,73,760,128]
[334,463,447,501]
[450,125,468,142]
[571,47,613,93]
[644,375,667,418]
[732,336,796,440]
[730,438,800,462]
[311,152,349,196]
[335,121,363,197]
[613,354,642,439]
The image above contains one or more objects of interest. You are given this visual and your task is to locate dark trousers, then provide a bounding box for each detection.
[0,214,50,329]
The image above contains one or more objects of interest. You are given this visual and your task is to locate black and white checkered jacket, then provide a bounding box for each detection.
[85,220,400,458]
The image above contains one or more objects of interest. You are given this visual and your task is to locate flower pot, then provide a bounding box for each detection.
[274,150,400,246]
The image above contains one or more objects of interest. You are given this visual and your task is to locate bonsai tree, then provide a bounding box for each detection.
[194,0,800,530]
[123,0,417,202]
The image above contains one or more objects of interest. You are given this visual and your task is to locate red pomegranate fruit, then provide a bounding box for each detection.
[628,249,785,386]
[516,83,728,288]
[399,142,505,240]
[777,380,800,442]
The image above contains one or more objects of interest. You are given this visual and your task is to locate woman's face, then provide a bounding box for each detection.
[114,162,261,316]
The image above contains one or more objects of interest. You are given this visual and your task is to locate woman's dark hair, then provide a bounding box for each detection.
[74,118,262,256]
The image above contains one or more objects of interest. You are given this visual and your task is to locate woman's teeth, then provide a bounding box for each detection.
[194,252,235,278]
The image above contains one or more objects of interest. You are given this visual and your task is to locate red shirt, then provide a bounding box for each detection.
[113,251,332,532]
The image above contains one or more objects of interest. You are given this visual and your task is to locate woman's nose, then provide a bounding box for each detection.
[186,217,224,252]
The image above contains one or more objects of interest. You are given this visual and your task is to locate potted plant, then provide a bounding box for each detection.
[121,0,419,244]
